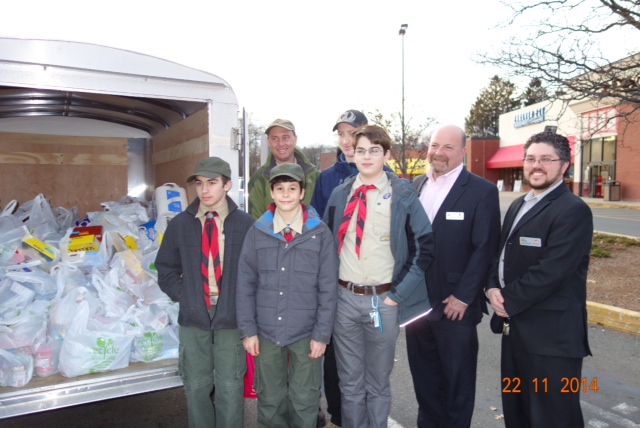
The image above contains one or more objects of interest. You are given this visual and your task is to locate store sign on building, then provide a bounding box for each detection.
[514,107,546,128]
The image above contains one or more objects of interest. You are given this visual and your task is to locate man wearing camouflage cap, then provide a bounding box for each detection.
[248,118,319,220]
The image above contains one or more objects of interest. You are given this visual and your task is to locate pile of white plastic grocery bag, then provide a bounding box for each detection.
[0,193,179,387]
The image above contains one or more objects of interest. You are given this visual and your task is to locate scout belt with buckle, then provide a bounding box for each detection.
[338,279,391,296]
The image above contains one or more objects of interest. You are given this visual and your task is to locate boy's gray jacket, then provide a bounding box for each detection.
[156,196,254,331]
[236,205,338,347]
[323,172,435,325]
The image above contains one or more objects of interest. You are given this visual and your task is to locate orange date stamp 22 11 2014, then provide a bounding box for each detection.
[502,377,600,394]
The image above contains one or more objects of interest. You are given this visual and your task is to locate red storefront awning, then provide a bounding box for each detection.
[486,144,525,169]
[487,137,576,169]
[568,136,576,158]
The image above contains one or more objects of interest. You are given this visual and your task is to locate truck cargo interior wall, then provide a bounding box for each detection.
[127,138,154,202]
[0,132,128,217]
[152,107,210,204]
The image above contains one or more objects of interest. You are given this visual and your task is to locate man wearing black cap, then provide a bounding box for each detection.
[156,156,254,428]
[311,110,367,220]
[312,110,394,218]
[309,109,369,427]
[248,118,320,220]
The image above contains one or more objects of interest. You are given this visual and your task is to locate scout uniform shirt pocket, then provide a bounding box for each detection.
[372,191,392,236]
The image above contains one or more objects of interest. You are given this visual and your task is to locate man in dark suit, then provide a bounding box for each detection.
[407,124,501,428]
[487,131,593,428]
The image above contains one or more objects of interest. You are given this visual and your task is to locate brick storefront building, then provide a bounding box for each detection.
[468,99,640,202]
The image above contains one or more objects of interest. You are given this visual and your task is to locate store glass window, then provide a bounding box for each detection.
[591,138,603,162]
[603,136,616,161]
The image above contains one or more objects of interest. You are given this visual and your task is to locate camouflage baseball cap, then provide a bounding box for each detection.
[266,118,296,135]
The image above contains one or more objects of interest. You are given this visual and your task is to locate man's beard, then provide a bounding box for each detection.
[524,169,564,190]
[428,156,449,174]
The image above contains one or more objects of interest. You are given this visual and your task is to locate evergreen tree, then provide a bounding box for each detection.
[465,76,519,138]
[520,77,549,107]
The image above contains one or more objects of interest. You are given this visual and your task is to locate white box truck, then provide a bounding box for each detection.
[0,37,244,419]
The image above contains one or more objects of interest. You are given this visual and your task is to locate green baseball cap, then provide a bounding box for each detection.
[187,157,231,182]
[269,163,304,182]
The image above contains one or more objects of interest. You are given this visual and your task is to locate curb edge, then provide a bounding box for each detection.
[587,301,640,335]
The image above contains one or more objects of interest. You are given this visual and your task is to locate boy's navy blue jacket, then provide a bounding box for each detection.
[156,196,254,331]
[311,149,393,218]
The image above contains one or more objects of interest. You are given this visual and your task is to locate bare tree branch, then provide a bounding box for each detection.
[478,0,640,123]
[368,109,438,177]
[240,114,265,176]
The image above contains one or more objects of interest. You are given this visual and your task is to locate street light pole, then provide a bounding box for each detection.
[399,23,408,178]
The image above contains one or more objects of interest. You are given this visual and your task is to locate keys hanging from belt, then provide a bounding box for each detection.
[370,295,383,333]
[502,320,510,336]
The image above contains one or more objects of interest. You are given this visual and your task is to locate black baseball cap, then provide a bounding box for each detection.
[332,109,368,131]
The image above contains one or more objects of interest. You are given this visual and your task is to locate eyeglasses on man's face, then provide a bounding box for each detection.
[354,147,385,156]
[523,157,561,165]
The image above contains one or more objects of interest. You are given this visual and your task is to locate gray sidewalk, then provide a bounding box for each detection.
[582,197,640,209]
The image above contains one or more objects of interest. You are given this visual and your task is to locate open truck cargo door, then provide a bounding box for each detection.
[0,37,241,419]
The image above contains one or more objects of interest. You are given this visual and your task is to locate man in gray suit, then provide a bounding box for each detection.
[407,124,501,428]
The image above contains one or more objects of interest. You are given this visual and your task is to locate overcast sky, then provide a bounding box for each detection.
[0,0,557,146]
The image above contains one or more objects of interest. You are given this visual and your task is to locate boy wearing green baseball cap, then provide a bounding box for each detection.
[157,156,254,428]
[237,163,338,427]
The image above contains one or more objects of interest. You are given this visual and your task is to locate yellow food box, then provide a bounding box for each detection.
[122,234,139,251]
[22,236,57,261]
[68,234,101,253]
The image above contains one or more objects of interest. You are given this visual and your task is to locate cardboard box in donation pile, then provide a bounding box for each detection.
[68,226,104,253]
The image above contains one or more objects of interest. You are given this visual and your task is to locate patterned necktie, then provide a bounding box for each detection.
[201,211,222,310]
[268,202,308,243]
[337,184,377,259]
[283,226,294,243]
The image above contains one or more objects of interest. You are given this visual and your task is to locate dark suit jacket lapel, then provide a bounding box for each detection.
[505,184,569,241]
[508,198,550,240]
[431,169,470,230]
[500,196,525,249]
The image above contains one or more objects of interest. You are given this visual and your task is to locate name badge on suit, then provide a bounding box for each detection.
[446,212,464,220]
[519,237,542,247]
